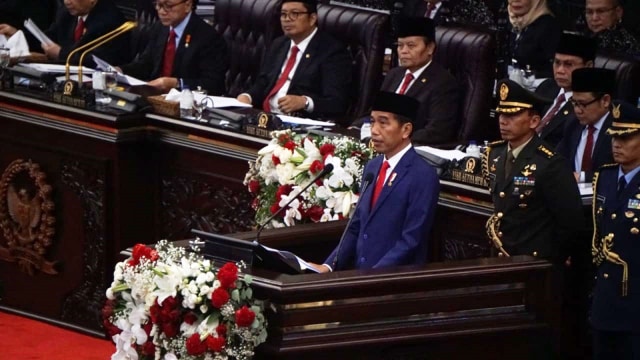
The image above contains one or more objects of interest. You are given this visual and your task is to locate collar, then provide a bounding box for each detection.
[384,143,413,172]
[559,88,572,100]
[405,60,432,80]
[618,164,640,184]
[586,111,609,133]
[78,15,89,22]
[508,135,534,159]
[290,27,318,54]
[171,11,192,40]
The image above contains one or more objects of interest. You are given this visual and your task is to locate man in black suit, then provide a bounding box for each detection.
[381,16,459,145]
[119,0,228,94]
[535,32,597,149]
[556,68,616,183]
[43,0,131,66]
[236,0,352,118]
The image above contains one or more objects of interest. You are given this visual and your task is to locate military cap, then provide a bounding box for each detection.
[606,101,640,137]
[556,32,597,62]
[495,79,551,114]
[371,91,419,121]
[572,68,616,94]
[396,16,436,43]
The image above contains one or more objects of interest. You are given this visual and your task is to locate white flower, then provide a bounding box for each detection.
[327,166,354,190]
[163,353,178,360]
[276,162,296,185]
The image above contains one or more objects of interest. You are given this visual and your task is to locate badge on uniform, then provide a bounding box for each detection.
[513,176,535,186]
[628,199,640,210]
[491,157,499,172]
[521,164,536,177]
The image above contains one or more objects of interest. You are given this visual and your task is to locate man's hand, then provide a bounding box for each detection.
[308,262,331,273]
[277,95,306,114]
[42,42,61,60]
[148,77,179,92]
[0,24,17,37]
[237,94,251,105]
[573,172,580,183]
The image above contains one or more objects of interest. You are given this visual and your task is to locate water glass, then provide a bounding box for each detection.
[0,47,10,69]
[103,69,118,92]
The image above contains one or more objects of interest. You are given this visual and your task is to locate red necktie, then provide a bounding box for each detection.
[74,18,85,43]
[425,2,437,18]
[161,29,177,77]
[536,93,565,133]
[263,45,300,113]
[397,73,414,95]
[581,125,596,172]
[371,161,390,207]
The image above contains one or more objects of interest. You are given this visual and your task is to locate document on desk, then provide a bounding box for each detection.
[91,55,147,86]
[192,93,252,108]
[24,18,53,45]
[277,115,335,127]
[21,63,96,74]
[259,244,321,273]
[414,146,467,161]
[578,182,593,197]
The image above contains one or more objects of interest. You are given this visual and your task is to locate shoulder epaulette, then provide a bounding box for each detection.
[598,163,618,170]
[537,145,555,158]
[486,140,506,148]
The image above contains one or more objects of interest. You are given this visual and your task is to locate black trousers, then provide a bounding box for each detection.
[592,329,640,360]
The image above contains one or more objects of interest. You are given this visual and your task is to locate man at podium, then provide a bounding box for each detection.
[310,91,440,272]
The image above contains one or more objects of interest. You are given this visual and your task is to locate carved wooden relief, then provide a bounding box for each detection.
[160,175,255,240]
[0,159,57,275]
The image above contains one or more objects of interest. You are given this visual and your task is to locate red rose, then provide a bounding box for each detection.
[186,334,207,356]
[235,306,256,327]
[306,205,324,222]
[210,287,230,308]
[309,160,324,175]
[206,335,226,352]
[143,322,153,335]
[162,322,179,338]
[183,312,198,325]
[272,154,281,165]
[284,141,296,150]
[217,262,238,289]
[319,143,335,156]
[276,184,293,201]
[141,341,155,356]
[248,179,260,193]
[216,324,227,337]
[103,319,121,337]
[277,133,291,145]
[269,202,281,215]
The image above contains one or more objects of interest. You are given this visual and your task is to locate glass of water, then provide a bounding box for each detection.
[103,68,118,93]
[0,47,10,69]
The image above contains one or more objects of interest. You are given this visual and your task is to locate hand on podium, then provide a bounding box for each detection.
[307,262,331,273]
[148,76,178,92]
[42,42,61,60]
[236,94,251,105]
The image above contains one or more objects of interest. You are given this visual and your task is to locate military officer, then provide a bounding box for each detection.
[483,79,585,263]
[591,102,640,360]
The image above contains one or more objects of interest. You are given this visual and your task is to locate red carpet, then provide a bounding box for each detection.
[0,311,114,359]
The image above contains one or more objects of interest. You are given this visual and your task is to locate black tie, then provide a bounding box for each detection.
[618,177,627,199]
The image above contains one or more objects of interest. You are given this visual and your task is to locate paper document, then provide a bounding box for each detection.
[277,115,335,127]
[24,18,53,45]
[0,35,6,48]
[415,146,468,161]
[56,74,92,83]
[578,182,593,197]
[260,244,320,273]
[192,93,252,108]
[91,55,147,85]
[21,63,95,74]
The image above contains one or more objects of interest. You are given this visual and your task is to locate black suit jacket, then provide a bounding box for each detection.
[245,31,352,118]
[381,63,460,145]
[535,79,575,149]
[510,14,561,78]
[556,113,614,183]
[45,0,131,66]
[120,13,228,95]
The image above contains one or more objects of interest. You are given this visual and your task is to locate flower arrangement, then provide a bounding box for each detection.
[244,129,374,228]
[103,241,268,360]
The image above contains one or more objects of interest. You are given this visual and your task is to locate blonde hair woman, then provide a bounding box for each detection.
[508,0,561,78]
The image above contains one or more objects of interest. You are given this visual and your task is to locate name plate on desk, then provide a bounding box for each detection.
[446,157,488,188]
[244,112,282,139]
[52,80,94,108]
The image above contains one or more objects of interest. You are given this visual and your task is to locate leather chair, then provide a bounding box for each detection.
[316,3,388,121]
[595,53,640,104]
[213,0,282,97]
[433,25,498,143]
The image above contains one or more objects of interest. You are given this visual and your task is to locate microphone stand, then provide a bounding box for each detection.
[255,164,334,243]
[331,173,374,270]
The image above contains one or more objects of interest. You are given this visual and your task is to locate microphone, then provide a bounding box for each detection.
[331,172,375,270]
[64,21,137,85]
[255,163,334,243]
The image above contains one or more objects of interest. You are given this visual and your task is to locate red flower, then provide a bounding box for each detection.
[272,154,281,165]
[143,322,153,335]
[128,244,159,266]
[162,322,179,338]
[235,306,256,327]
[277,133,291,145]
[284,140,296,150]
[218,262,238,289]
[248,179,260,193]
[251,197,259,210]
[306,205,324,222]
[319,143,335,156]
[183,312,198,325]
[216,324,227,337]
[309,160,324,175]
[276,184,293,201]
[141,341,155,356]
[186,334,207,356]
[206,335,226,352]
[210,287,230,308]
[269,202,280,215]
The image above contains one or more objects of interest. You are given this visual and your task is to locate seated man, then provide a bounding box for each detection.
[583,0,639,55]
[236,0,352,118]
[43,0,131,66]
[310,91,440,272]
[535,32,597,149]
[556,68,616,183]
[119,0,227,94]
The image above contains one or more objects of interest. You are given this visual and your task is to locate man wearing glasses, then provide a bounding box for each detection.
[237,0,351,118]
[119,0,228,94]
[584,0,639,55]
[534,32,597,149]
[556,68,616,184]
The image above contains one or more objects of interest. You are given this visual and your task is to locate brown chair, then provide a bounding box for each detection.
[316,3,388,121]
[434,25,499,143]
[595,53,640,104]
[213,0,282,97]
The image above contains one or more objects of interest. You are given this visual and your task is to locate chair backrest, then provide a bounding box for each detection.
[213,0,282,97]
[433,25,499,142]
[316,4,388,120]
[595,53,640,104]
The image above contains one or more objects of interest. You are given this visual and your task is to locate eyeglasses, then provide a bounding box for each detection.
[280,11,310,21]
[585,7,616,17]
[153,0,187,12]
[569,96,602,110]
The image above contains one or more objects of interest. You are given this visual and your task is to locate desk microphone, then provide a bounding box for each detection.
[255,163,334,243]
[64,21,137,85]
[331,172,374,270]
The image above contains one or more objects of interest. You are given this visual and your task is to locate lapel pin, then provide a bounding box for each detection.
[185,34,191,48]
[563,110,569,115]
[421,78,427,83]
[305,53,310,58]
[388,172,397,186]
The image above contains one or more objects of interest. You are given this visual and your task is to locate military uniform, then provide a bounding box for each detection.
[591,102,640,360]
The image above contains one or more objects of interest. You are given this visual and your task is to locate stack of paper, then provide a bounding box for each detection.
[24,19,53,45]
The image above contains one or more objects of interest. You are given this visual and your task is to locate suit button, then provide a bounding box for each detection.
[498,231,503,237]
[498,252,504,257]
[603,273,609,279]
[363,234,368,240]
[611,214,617,220]
[499,192,505,198]
[532,251,538,257]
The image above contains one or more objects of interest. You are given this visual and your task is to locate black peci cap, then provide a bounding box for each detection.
[396,16,436,43]
[371,91,419,121]
[572,68,616,94]
[555,32,598,62]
